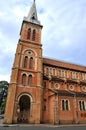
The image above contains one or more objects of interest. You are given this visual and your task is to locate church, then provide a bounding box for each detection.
[4,0,86,125]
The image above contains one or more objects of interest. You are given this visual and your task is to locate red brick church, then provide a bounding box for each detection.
[4,0,86,125]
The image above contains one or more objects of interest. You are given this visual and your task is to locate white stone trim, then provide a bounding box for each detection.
[61,99,70,111]
[20,48,37,70]
[22,48,37,56]
[21,72,28,76]
[17,92,34,103]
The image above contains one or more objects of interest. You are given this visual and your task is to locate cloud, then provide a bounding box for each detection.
[41,0,86,62]
[0,74,10,82]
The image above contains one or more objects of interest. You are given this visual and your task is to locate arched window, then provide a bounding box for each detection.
[61,70,65,77]
[82,101,85,111]
[62,100,65,111]
[46,68,49,75]
[22,74,26,86]
[24,56,28,68]
[28,75,32,86]
[66,100,69,110]
[27,28,31,39]
[79,100,85,111]
[29,57,33,69]
[62,100,69,111]
[32,29,36,41]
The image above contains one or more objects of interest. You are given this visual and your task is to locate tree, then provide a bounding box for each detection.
[0,81,9,114]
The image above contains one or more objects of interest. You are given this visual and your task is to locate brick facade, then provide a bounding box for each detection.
[4,1,86,125]
[43,58,86,124]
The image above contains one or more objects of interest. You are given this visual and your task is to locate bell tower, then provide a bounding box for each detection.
[4,0,43,124]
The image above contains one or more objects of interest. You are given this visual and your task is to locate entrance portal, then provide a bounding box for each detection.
[17,95,30,123]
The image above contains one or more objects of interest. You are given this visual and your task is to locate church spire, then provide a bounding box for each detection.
[24,0,40,25]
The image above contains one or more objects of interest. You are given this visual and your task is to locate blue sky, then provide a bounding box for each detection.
[0,0,86,82]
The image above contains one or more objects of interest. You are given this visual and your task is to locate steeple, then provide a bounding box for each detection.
[24,0,41,25]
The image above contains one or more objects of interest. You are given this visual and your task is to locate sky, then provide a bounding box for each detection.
[0,0,86,82]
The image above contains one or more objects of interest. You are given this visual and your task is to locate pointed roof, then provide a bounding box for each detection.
[24,0,41,25]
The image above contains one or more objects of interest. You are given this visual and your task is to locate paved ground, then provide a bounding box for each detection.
[0,118,3,125]
[0,119,86,130]
[0,125,86,130]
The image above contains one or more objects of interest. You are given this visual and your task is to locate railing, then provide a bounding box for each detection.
[43,73,86,85]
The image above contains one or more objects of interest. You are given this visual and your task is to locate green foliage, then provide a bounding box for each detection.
[0,80,9,114]
[0,81,8,89]
[0,98,6,111]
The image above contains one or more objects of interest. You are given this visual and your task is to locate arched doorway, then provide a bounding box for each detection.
[17,95,31,123]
